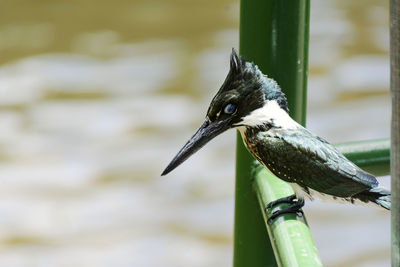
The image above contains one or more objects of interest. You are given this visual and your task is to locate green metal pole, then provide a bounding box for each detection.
[254,168,322,267]
[234,142,276,266]
[390,0,400,265]
[234,1,318,266]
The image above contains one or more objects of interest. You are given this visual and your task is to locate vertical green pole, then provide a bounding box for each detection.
[233,1,310,266]
[234,140,276,266]
[391,0,400,265]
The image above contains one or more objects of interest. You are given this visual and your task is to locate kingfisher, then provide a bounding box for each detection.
[162,49,391,222]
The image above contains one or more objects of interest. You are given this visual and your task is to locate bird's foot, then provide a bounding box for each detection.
[266,194,297,209]
[265,195,305,224]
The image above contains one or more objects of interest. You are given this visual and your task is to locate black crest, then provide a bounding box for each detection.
[230,48,243,73]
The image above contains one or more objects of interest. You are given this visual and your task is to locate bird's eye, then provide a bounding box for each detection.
[223,103,236,114]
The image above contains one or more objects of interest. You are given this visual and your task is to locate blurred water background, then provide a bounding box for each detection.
[0,0,391,266]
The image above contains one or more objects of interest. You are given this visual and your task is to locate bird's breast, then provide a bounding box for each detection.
[238,127,258,155]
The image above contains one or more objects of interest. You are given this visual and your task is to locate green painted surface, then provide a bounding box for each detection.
[234,0,318,266]
[239,0,310,124]
[254,168,323,267]
[234,141,276,267]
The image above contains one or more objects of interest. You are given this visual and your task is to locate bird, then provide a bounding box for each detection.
[161,48,391,222]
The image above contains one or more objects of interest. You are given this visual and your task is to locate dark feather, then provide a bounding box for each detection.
[245,126,379,198]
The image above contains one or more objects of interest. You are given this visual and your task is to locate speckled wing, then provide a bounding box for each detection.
[252,127,379,197]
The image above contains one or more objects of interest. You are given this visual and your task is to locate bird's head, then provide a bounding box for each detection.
[161,48,289,175]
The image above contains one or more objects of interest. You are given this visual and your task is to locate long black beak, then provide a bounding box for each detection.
[161,118,231,176]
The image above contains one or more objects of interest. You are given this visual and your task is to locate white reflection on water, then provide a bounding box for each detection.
[0,47,236,266]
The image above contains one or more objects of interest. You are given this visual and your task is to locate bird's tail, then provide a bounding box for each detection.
[353,187,391,210]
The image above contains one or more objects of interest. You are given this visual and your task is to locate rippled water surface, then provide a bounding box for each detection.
[0,0,391,266]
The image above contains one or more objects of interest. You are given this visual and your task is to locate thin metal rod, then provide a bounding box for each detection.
[391,0,400,265]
